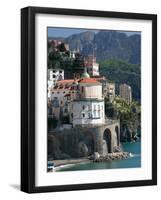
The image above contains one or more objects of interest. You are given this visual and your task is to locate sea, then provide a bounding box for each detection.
[57,141,141,172]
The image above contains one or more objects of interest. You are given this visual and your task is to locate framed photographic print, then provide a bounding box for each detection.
[21,6,157,193]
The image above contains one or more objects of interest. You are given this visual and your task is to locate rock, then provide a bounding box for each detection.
[93,152,100,160]
[93,152,129,162]
[78,142,89,157]
[113,146,122,152]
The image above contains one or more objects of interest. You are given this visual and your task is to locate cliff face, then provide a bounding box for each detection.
[65,30,141,65]
[120,118,141,142]
[105,97,141,142]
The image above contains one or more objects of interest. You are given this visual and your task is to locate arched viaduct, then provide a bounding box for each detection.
[48,119,120,158]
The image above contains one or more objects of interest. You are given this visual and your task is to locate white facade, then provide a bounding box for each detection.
[107,83,115,102]
[80,84,102,99]
[48,69,64,83]
[69,80,105,127]
[71,100,105,127]
[48,69,64,98]
[87,63,99,76]
[119,83,132,104]
[49,77,106,127]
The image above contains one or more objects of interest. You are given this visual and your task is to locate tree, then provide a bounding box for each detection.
[48,117,58,131]
[105,96,141,141]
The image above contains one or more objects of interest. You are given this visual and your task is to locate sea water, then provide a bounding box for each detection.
[57,141,141,172]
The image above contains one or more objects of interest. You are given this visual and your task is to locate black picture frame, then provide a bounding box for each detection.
[21,6,157,193]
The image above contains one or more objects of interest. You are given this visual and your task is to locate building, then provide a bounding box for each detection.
[69,75,105,127]
[49,79,74,119]
[48,69,64,98]
[119,83,132,104]
[64,43,69,51]
[84,55,99,77]
[106,83,115,102]
[49,71,106,126]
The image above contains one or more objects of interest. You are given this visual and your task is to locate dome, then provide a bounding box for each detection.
[81,72,90,78]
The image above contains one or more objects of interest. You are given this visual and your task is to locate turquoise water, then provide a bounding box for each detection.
[57,141,141,172]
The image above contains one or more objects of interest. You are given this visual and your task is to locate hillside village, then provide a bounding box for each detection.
[47,39,141,165]
[48,40,133,130]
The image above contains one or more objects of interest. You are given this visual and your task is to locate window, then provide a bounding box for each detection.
[98,111,100,118]
[67,96,71,100]
[87,105,90,111]
[98,105,100,110]
[53,74,56,78]
[60,101,63,105]
[88,113,91,119]
[82,105,85,110]
[82,113,85,118]
[94,105,96,110]
[58,75,63,80]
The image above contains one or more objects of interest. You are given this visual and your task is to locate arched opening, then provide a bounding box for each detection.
[103,129,112,153]
[115,126,119,146]
[78,131,95,157]
[58,74,63,80]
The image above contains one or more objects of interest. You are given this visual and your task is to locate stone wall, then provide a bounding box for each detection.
[48,120,120,159]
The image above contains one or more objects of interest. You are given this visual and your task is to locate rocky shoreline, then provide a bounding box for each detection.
[92,152,129,163]
[53,152,129,169]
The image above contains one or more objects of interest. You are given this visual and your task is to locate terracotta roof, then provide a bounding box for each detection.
[57,79,74,84]
[56,78,101,87]
[78,78,100,84]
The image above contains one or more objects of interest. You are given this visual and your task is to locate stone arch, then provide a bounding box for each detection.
[78,130,95,157]
[115,126,120,146]
[103,128,112,153]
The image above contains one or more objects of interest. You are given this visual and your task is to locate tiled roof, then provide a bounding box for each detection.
[78,78,100,84]
[57,79,74,84]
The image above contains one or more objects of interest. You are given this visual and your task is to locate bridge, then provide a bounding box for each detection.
[48,119,120,158]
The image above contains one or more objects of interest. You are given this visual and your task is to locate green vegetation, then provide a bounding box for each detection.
[61,115,70,124]
[99,59,141,101]
[48,117,58,131]
[105,96,141,140]
[48,42,84,70]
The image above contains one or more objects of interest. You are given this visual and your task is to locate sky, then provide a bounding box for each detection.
[47,27,140,38]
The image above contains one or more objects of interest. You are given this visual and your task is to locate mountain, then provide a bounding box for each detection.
[48,30,141,100]
[65,30,141,65]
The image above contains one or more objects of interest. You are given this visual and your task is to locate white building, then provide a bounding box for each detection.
[70,77,105,127]
[49,70,106,127]
[48,69,64,98]
[71,99,105,127]
[86,63,99,76]
[107,83,115,102]
[119,83,132,104]
[84,55,100,77]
